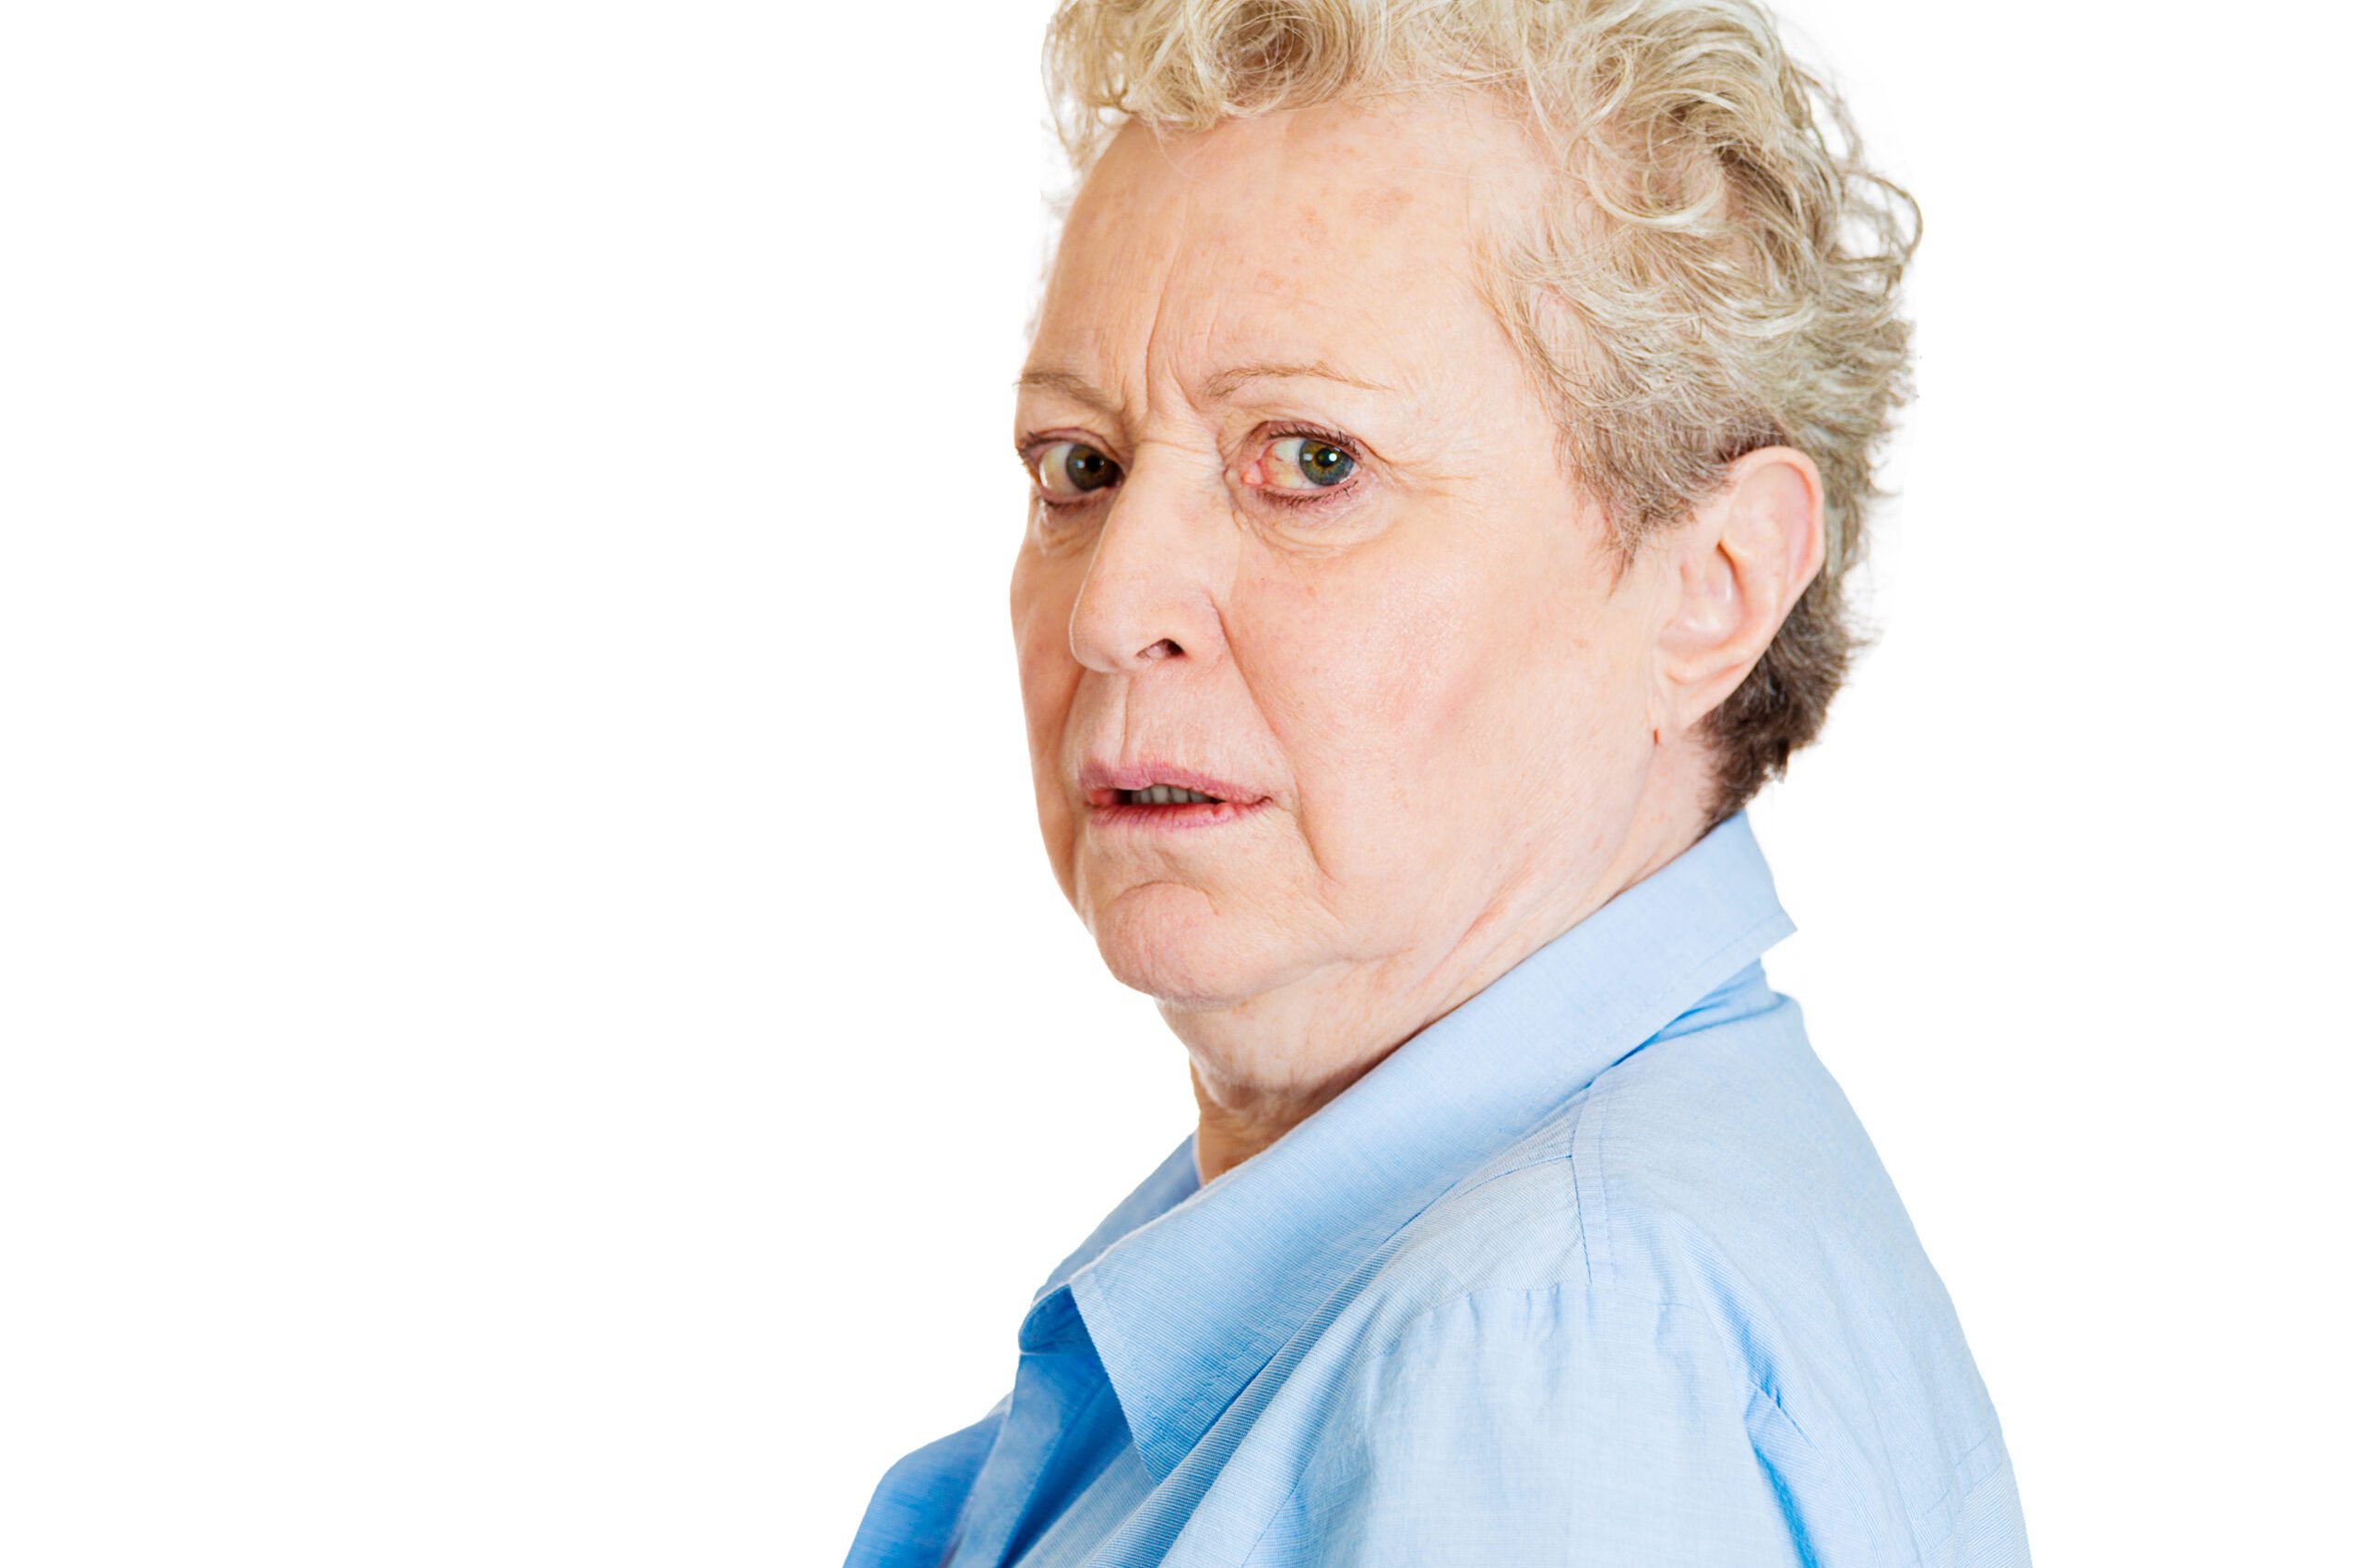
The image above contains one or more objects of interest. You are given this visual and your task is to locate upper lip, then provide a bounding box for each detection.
[1080,756,1266,805]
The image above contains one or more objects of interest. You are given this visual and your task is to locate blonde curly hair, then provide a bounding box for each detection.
[1037,0,1920,826]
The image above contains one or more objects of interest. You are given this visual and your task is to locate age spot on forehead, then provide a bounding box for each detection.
[1352,181,1416,224]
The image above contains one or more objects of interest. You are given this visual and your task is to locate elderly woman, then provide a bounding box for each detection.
[848,1,2028,1563]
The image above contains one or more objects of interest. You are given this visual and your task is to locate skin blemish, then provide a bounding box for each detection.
[1352,180,1416,225]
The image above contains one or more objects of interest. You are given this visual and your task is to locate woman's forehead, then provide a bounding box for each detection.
[1062,96,1538,273]
[1028,98,1544,416]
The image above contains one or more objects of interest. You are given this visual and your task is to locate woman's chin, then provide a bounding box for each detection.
[1086,885,1286,1009]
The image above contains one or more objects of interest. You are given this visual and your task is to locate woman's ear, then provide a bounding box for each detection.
[1653,446,1827,734]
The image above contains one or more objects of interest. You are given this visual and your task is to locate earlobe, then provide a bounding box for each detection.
[1654,447,1826,733]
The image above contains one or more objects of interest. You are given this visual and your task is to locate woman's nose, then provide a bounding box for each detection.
[1064,446,1229,676]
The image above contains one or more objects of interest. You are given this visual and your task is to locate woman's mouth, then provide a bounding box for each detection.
[1078,759,1270,829]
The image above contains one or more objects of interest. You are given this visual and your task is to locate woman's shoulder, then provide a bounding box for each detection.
[1280,993,2016,1561]
[1324,983,1993,1437]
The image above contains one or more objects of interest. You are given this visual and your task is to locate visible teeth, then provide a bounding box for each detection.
[1122,784,1220,805]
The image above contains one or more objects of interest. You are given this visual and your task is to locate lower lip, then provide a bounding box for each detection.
[1087,796,1272,831]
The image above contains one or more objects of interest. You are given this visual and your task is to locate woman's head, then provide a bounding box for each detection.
[1008,0,1914,1057]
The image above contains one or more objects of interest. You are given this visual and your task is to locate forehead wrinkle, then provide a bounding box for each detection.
[1135,163,1205,416]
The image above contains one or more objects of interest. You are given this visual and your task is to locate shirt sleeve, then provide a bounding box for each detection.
[1287,1285,1807,1567]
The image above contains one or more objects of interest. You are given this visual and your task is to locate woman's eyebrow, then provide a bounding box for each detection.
[1014,367,1120,415]
[1198,361,1394,398]
[1014,361,1395,414]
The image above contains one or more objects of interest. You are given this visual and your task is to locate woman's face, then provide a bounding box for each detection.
[1010,91,1673,1016]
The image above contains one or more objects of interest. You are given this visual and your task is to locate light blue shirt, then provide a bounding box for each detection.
[846,809,2031,1566]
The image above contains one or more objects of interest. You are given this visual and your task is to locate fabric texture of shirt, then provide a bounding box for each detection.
[844,809,2031,1566]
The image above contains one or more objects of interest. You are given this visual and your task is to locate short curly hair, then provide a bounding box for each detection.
[1038,0,1920,826]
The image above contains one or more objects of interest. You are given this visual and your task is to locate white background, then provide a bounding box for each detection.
[4,2,2354,1562]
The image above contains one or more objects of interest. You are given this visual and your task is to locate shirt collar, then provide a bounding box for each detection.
[1017,807,1797,1480]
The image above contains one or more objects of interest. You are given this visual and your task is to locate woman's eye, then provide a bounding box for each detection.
[1262,435,1357,491]
[1034,440,1121,498]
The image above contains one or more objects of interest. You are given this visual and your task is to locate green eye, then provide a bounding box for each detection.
[1266,435,1356,490]
[1036,440,1121,497]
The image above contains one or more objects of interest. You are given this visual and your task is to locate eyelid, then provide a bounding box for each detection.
[1016,431,1121,465]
